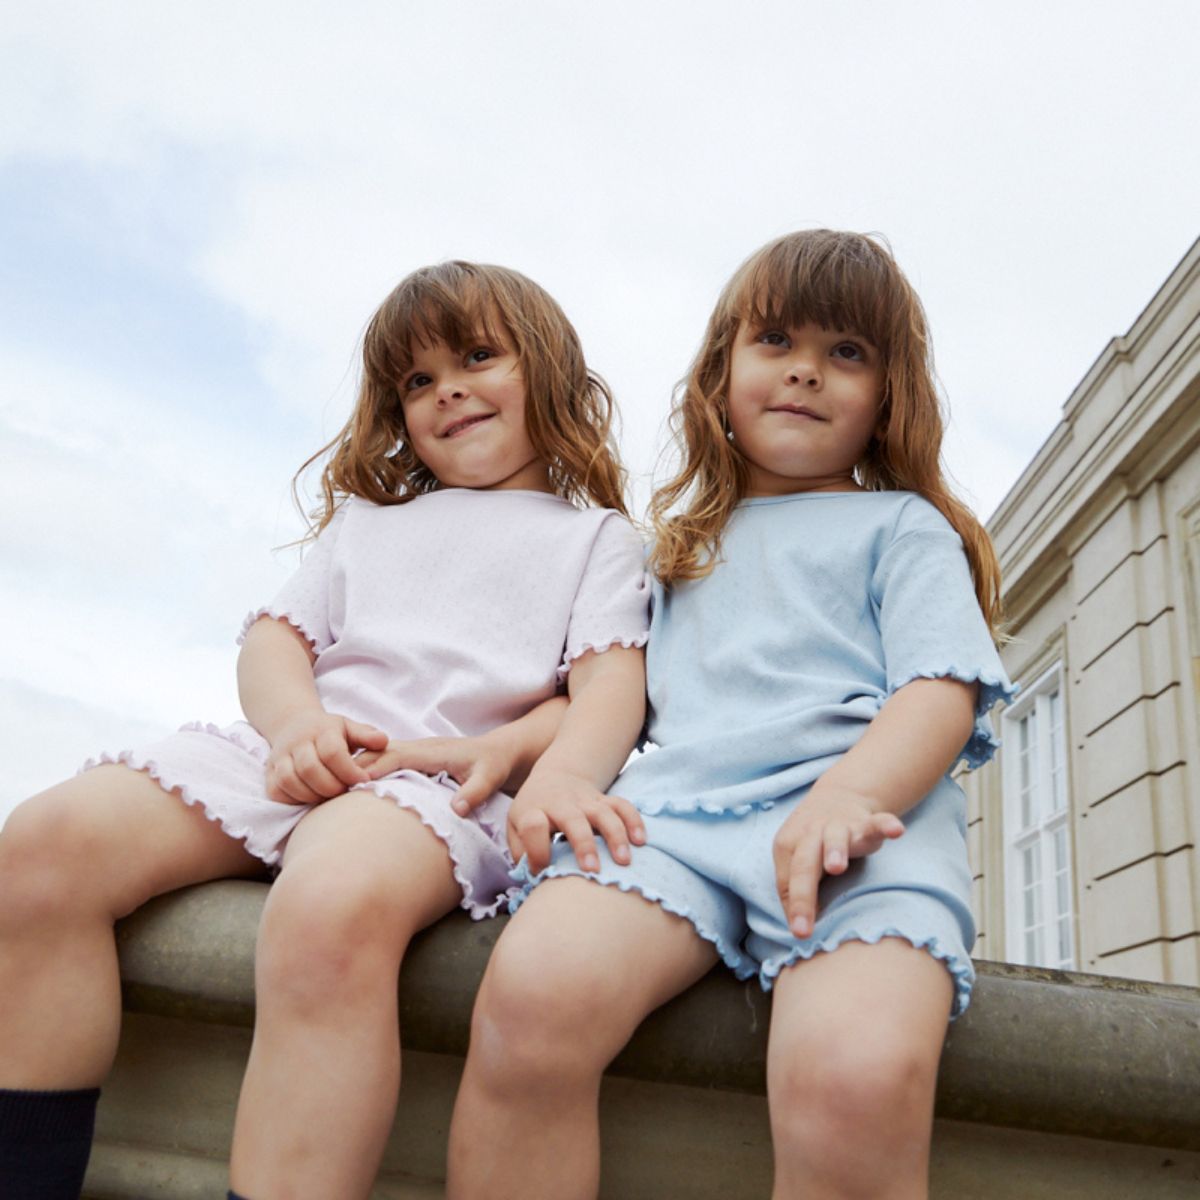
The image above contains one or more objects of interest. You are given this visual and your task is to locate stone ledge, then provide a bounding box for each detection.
[116,879,1200,1152]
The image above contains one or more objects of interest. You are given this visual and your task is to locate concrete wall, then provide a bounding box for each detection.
[82,882,1200,1199]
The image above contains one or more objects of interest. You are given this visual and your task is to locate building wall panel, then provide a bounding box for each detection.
[1086,765,1191,880]
[1076,612,1178,736]
[1075,688,1185,806]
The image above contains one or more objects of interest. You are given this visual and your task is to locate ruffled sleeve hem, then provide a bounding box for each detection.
[889,667,1018,770]
[556,631,649,683]
[236,607,326,654]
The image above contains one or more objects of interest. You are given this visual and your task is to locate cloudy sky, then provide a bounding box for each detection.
[2,1,1198,819]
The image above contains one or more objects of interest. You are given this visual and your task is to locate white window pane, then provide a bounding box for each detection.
[1057,916,1072,964]
[1049,695,1066,812]
[1026,926,1043,964]
[1022,844,1039,888]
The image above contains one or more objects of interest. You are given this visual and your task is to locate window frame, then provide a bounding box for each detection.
[1002,663,1077,969]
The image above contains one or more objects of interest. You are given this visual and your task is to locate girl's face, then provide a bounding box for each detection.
[400,332,551,493]
[726,321,883,496]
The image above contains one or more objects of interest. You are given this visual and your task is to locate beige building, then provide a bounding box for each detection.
[963,236,1200,986]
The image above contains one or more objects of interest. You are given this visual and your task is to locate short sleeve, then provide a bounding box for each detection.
[872,523,1016,769]
[237,505,348,654]
[559,514,651,679]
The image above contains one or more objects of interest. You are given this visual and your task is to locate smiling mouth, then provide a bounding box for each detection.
[769,405,824,420]
[440,414,494,438]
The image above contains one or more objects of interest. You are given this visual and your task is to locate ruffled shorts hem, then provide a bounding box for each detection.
[509,858,755,980]
[759,926,974,1020]
[82,722,516,919]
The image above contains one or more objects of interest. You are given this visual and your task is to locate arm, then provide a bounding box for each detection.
[507,644,648,874]
[774,677,977,938]
[238,616,387,804]
[356,695,569,813]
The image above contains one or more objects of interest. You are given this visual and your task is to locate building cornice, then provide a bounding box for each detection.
[988,239,1200,609]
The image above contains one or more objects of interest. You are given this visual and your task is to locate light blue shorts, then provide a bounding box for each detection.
[511,775,977,1018]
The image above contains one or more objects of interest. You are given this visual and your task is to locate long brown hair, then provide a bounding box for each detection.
[296,261,628,533]
[649,230,1003,634]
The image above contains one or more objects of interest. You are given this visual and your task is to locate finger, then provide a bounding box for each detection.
[586,801,633,867]
[269,760,320,806]
[785,835,825,940]
[822,823,850,875]
[773,829,798,910]
[560,813,600,874]
[295,742,352,797]
[451,764,502,815]
[607,794,646,846]
[506,821,527,866]
[374,739,447,777]
[344,719,389,752]
[511,809,553,873]
[847,813,906,858]
[364,755,403,780]
[315,730,371,787]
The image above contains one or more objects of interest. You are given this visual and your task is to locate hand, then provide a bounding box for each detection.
[265,709,388,805]
[507,767,646,874]
[772,782,905,940]
[358,734,513,816]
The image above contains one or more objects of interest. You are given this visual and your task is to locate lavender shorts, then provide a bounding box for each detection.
[85,720,516,918]
[512,775,977,1017]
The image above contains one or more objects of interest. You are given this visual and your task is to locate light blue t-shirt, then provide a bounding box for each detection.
[615,490,1015,817]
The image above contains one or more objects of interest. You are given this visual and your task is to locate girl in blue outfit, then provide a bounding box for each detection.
[447,230,1014,1200]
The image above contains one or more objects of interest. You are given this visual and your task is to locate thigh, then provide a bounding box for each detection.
[3,764,265,917]
[493,877,719,1036]
[740,781,976,1014]
[768,936,953,1075]
[276,790,463,934]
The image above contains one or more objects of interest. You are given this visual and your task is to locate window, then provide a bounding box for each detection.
[1003,666,1075,968]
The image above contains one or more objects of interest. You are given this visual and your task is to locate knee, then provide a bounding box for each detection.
[0,791,114,930]
[468,925,626,1091]
[255,865,416,1014]
[769,1029,939,1159]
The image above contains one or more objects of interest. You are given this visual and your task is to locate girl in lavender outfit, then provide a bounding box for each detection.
[0,262,650,1200]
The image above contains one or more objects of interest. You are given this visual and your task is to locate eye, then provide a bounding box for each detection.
[403,371,432,392]
[832,341,869,362]
[467,347,496,365]
[757,330,789,347]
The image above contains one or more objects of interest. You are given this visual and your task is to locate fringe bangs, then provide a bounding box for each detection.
[732,232,909,358]
[363,265,509,390]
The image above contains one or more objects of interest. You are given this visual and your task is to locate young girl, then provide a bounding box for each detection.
[0,261,650,1200]
[446,231,1015,1200]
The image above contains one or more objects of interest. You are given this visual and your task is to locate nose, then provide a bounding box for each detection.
[786,352,822,388]
[435,375,468,407]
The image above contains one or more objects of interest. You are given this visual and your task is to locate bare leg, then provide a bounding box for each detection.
[767,938,953,1200]
[229,793,462,1200]
[0,765,263,1088]
[447,878,718,1200]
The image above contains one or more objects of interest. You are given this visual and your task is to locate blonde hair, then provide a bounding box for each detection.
[649,229,1003,635]
[297,261,628,533]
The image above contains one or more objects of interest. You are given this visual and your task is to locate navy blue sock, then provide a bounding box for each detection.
[228,1192,252,1200]
[0,1087,100,1200]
